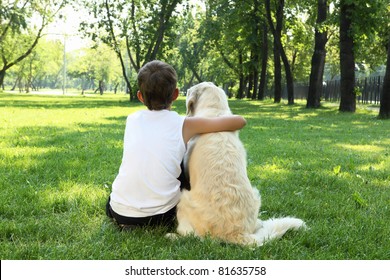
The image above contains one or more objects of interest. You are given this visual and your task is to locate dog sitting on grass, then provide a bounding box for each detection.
[169,82,306,246]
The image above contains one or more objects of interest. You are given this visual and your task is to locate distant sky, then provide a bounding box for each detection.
[46,0,206,52]
[46,5,91,52]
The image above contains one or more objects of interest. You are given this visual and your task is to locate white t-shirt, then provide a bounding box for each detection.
[110,110,186,217]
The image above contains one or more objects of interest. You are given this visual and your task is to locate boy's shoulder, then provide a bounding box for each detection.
[127,109,146,118]
[127,109,183,121]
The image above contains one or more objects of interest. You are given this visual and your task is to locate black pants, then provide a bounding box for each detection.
[106,196,177,230]
[106,162,188,230]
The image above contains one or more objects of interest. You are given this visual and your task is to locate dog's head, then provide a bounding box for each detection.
[186,82,231,117]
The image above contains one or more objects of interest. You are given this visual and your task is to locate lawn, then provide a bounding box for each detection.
[0,92,389,260]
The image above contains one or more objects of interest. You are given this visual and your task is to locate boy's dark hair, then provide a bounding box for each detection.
[137,60,177,110]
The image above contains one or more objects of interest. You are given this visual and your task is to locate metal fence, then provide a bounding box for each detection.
[281,76,384,104]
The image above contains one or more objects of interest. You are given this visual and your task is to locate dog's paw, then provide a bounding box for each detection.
[165,233,179,240]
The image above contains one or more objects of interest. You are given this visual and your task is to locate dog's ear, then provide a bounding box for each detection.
[186,90,197,116]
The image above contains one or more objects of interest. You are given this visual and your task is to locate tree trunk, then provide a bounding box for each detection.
[146,0,180,62]
[379,36,390,119]
[0,69,5,89]
[247,72,253,99]
[258,23,268,101]
[307,0,328,109]
[190,67,203,83]
[265,0,293,104]
[265,0,281,103]
[0,12,47,90]
[273,39,282,103]
[339,2,356,112]
[237,52,245,99]
[252,69,259,100]
[99,80,104,95]
[11,75,21,91]
[280,44,294,105]
[274,0,294,105]
[104,0,134,101]
[250,0,260,100]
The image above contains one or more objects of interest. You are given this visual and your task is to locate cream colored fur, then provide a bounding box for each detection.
[173,82,306,246]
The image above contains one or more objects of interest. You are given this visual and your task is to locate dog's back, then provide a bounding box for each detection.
[186,131,260,238]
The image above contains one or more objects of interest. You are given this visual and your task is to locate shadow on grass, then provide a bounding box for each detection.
[0,92,141,109]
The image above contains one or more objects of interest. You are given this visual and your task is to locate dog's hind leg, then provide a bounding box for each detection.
[234,233,263,247]
[176,218,195,236]
[165,217,196,240]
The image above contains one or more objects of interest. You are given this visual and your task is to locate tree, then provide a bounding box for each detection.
[265,0,294,104]
[176,4,206,87]
[6,38,64,91]
[337,0,388,112]
[306,0,328,109]
[0,0,65,89]
[265,0,282,103]
[248,0,262,100]
[67,44,122,94]
[81,0,182,100]
[257,21,268,101]
[338,1,356,112]
[379,35,390,119]
[204,0,253,98]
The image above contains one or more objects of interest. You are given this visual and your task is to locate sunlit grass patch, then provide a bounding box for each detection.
[1,93,389,260]
[336,143,385,153]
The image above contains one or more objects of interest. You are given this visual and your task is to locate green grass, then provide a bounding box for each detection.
[1,92,389,260]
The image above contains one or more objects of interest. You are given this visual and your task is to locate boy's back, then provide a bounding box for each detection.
[110,109,186,218]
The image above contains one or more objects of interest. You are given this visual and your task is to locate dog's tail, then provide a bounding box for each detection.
[251,217,306,246]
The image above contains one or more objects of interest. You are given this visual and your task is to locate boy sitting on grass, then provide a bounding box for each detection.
[106,60,246,230]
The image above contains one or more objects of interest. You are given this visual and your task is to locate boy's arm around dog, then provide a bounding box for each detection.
[182,115,246,143]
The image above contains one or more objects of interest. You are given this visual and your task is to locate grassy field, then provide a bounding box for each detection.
[0,92,389,260]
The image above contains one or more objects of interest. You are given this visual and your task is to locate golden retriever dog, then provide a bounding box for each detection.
[171,82,306,246]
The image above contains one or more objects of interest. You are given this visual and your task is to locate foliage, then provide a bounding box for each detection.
[204,0,266,98]
[1,93,389,259]
[79,0,183,98]
[174,4,210,89]
[0,0,66,87]
[4,38,123,94]
[6,38,64,91]
[333,0,389,72]
[1,0,389,105]
[67,44,123,93]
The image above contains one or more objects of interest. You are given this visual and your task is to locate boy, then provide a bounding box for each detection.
[106,60,246,230]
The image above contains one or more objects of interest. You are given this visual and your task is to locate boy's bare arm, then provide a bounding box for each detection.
[183,115,246,144]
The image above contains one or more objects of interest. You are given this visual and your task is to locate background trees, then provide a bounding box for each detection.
[7,39,64,92]
[79,0,182,100]
[67,44,123,94]
[0,0,65,89]
[337,0,389,112]
[1,0,389,118]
